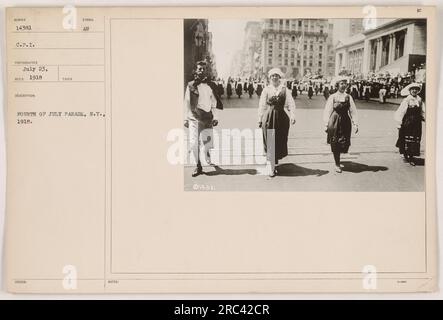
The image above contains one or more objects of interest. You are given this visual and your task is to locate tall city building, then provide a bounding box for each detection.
[183,19,217,85]
[260,19,333,79]
[229,50,243,78]
[240,21,262,79]
[331,19,364,46]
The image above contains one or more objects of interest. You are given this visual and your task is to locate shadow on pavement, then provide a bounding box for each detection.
[413,158,425,166]
[203,165,257,176]
[276,163,329,177]
[341,161,388,173]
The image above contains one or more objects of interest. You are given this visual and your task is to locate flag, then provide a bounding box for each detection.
[297,34,303,52]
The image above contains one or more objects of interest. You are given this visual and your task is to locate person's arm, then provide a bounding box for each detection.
[258,88,268,123]
[394,98,409,128]
[348,95,359,126]
[184,85,191,126]
[285,88,296,123]
[421,101,426,121]
[323,95,334,127]
[210,90,218,121]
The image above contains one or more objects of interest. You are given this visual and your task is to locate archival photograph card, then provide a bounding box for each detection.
[4,6,438,293]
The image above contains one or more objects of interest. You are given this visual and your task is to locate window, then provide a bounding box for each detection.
[291,61,294,66]
[319,45,323,51]
[395,31,406,60]
[310,45,313,50]
[309,62,312,67]
[303,60,306,67]
[268,58,272,64]
[318,61,322,66]
[304,45,307,50]
[285,59,288,65]
[297,60,300,66]
[280,19,283,25]
[286,20,290,26]
[319,53,322,59]
[291,36,295,41]
[279,43,282,49]
[298,21,302,27]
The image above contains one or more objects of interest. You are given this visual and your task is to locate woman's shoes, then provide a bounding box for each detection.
[268,168,278,178]
[335,166,342,173]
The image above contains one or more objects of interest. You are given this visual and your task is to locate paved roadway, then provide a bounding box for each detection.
[184,93,425,191]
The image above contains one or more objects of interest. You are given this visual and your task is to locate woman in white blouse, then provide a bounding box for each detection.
[323,76,359,173]
[258,68,296,177]
[394,83,425,166]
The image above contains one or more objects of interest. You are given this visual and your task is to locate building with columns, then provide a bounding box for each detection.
[335,19,426,76]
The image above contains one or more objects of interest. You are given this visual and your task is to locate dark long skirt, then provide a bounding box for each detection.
[327,111,352,153]
[395,109,422,156]
[262,107,290,164]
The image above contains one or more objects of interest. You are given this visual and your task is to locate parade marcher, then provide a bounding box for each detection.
[256,82,263,97]
[226,80,233,99]
[236,80,243,98]
[394,83,425,166]
[350,82,358,100]
[248,81,254,98]
[243,80,248,93]
[364,82,371,101]
[291,81,298,99]
[379,85,387,104]
[184,61,222,177]
[308,84,314,99]
[258,68,296,177]
[287,80,293,90]
[314,85,319,96]
[358,82,364,100]
[323,86,330,101]
[217,80,224,97]
[323,76,359,173]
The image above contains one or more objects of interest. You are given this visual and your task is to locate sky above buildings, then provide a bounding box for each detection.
[208,18,394,80]
[208,19,250,80]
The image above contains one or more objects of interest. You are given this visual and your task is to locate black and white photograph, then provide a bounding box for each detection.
[183,18,427,191]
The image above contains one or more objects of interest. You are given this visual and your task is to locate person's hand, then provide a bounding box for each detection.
[258,121,262,128]
[324,125,328,133]
[291,119,296,125]
[184,120,189,128]
[212,119,219,127]
[354,125,359,134]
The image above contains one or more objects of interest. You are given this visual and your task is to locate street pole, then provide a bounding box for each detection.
[300,22,305,81]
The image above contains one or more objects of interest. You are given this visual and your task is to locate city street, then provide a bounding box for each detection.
[184,93,425,192]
